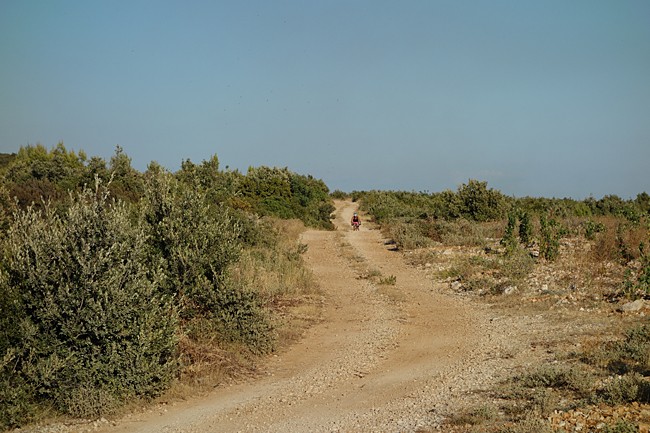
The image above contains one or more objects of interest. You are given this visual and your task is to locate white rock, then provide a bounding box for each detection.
[618,299,645,312]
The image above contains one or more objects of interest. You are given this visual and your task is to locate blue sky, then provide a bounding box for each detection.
[1,1,649,199]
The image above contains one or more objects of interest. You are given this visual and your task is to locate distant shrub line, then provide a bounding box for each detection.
[0,145,334,230]
[355,180,649,225]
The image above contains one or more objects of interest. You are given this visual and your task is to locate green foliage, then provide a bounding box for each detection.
[539,214,561,261]
[2,144,87,208]
[211,285,275,354]
[0,146,332,427]
[431,218,490,246]
[594,373,650,405]
[5,143,85,185]
[456,179,508,222]
[0,186,178,427]
[622,244,650,299]
[0,153,16,172]
[1,144,147,210]
[330,189,348,200]
[0,185,15,238]
[518,211,533,246]
[141,168,275,354]
[385,219,432,250]
[174,160,334,229]
[501,210,518,254]
[513,193,649,220]
[602,420,638,433]
[516,365,593,396]
[584,219,606,240]
[378,275,397,286]
[613,325,650,374]
[240,166,334,229]
[359,180,509,227]
[499,247,535,284]
[107,145,145,202]
[141,168,241,316]
[615,223,639,264]
[501,210,534,256]
[636,192,650,214]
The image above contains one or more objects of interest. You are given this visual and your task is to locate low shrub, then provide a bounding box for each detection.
[602,420,640,433]
[378,275,397,286]
[584,219,606,240]
[539,214,561,261]
[431,218,489,247]
[385,219,431,250]
[515,365,593,396]
[593,373,650,405]
[588,324,650,375]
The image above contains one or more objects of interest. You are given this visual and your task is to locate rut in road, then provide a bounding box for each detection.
[95,200,492,433]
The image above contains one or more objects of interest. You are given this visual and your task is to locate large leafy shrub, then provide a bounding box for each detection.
[0,185,178,428]
[142,168,274,353]
[456,179,508,222]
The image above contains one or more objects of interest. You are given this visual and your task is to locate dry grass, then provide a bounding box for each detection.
[416,215,650,432]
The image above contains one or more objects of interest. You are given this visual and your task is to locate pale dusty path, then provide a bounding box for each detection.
[91,200,503,433]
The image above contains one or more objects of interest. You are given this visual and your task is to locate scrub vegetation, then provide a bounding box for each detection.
[0,144,332,430]
[2,144,649,431]
[355,184,650,432]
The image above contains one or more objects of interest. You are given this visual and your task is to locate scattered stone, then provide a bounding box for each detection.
[618,299,646,312]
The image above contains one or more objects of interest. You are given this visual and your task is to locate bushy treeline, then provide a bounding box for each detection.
[0,144,333,429]
[0,144,334,229]
[356,179,650,225]
[356,180,650,267]
[357,179,508,223]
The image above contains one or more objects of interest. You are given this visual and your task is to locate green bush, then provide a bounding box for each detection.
[142,169,242,314]
[584,219,606,240]
[602,420,639,433]
[594,373,650,405]
[360,180,509,224]
[0,185,178,428]
[385,219,432,250]
[432,218,488,246]
[457,179,508,222]
[501,210,518,254]
[212,285,275,355]
[499,247,535,284]
[141,169,275,354]
[222,166,334,229]
[518,211,533,246]
[516,365,593,396]
[540,214,561,261]
[624,247,650,298]
[330,189,348,199]
[611,325,650,374]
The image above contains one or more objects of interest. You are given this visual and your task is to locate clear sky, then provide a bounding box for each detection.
[1,1,649,199]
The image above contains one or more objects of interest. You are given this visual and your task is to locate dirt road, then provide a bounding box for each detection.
[92,200,518,433]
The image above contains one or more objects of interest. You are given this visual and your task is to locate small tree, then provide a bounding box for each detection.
[457,179,507,222]
[540,214,560,261]
[518,211,533,246]
[501,210,518,254]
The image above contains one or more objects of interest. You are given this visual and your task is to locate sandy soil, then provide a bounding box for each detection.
[74,200,529,433]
